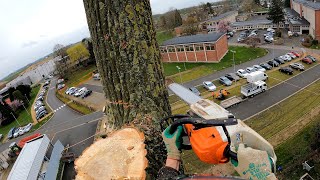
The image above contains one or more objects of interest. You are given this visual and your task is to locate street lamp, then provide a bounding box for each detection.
[176,66,182,83]
[230,50,237,85]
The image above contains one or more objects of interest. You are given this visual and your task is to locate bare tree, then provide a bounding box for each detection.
[83,0,171,176]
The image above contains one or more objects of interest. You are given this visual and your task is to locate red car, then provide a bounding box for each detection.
[291,51,300,57]
[301,57,313,64]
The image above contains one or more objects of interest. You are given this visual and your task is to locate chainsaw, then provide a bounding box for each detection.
[161,83,277,172]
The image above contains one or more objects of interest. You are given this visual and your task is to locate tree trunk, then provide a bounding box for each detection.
[83,0,171,177]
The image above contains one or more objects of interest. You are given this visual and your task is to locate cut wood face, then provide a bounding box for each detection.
[75,128,148,180]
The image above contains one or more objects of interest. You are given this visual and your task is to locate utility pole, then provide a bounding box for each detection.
[11,112,21,126]
[230,50,237,85]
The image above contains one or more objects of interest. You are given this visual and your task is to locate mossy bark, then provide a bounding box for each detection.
[83,0,171,177]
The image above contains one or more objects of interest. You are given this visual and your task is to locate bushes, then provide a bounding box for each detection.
[312,39,319,45]
[302,37,313,47]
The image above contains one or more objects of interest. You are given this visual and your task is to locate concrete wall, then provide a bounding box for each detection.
[303,5,316,37]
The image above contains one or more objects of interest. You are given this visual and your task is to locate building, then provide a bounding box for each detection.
[8,135,64,180]
[160,33,228,63]
[200,11,238,33]
[231,19,275,30]
[290,0,320,40]
[285,8,310,34]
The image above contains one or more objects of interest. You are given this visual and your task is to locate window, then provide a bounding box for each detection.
[195,45,204,51]
[206,44,215,51]
[176,46,184,52]
[160,47,166,53]
[168,46,175,52]
[185,45,194,51]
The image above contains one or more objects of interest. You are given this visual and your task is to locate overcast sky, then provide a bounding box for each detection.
[0,0,216,80]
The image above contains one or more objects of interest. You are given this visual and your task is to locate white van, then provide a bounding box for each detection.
[247,71,268,83]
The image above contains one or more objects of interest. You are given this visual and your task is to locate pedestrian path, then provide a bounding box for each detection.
[53,104,67,113]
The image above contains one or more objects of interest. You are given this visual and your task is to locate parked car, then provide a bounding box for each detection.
[36,110,48,120]
[81,90,92,99]
[57,79,64,84]
[35,101,44,106]
[225,73,240,81]
[0,134,3,140]
[264,36,274,43]
[44,81,50,86]
[57,84,65,90]
[291,51,300,57]
[7,127,16,139]
[287,53,296,59]
[306,55,317,62]
[37,96,44,101]
[219,76,232,86]
[35,105,45,111]
[245,67,257,74]
[259,63,272,70]
[253,65,266,72]
[74,87,87,97]
[13,127,21,138]
[93,73,100,80]
[267,60,279,67]
[274,57,285,64]
[290,63,304,71]
[236,69,249,78]
[267,28,275,33]
[203,81,217,91]
[65,87,77,95]
[36,106,46,115]
[18,127,26,136]
[301,57,313,64]
[282,55,292,61]
[189,87,201,96]
[279,67,294,75]
[23,123,33,133]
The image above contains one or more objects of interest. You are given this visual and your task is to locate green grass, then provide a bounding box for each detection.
[310,44,320,49]
[168,46,268,83]
[31,113,53,131]
[0,86,40,140]
[64,64,97,87]
[163,63,205,76]
[156,31,174,45]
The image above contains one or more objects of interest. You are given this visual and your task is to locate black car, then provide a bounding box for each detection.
[189,87,201,96]
[274,57,285,64]
[225,73,240,81]
[7,127,16,139]
[279,67,294,75]
[306,55,317,62]
[81,90,93,99]
[267,60,279,67]
[260,63,272,70]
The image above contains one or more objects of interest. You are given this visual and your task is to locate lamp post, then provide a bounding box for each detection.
[176,66,182,83]
[11,112,21,126]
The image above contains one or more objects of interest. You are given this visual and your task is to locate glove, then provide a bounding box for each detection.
[162,125,183,160]
[231,143,277,180]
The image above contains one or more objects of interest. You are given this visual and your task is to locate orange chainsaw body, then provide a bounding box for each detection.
[184,124,229,164]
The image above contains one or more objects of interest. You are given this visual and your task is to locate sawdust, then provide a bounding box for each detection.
[75,128,148,180]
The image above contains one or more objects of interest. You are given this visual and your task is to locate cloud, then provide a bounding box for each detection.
[21,41,38,48]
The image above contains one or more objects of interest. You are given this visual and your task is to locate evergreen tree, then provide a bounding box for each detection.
[0,101,14,125]
[16,85,31,99]
[174,9,182,27]
[159,16,167,28]
[8,87,16,102]
[267,0,285,29]
[13,90,27,104]
[284,0,291,8]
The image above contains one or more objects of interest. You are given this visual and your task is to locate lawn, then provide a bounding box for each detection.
[167,46,268,83]
[0,85,40,141]
[64,64,97,87]
[156,31,174,45]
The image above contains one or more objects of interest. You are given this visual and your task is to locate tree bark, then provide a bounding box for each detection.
[83,0,171,177]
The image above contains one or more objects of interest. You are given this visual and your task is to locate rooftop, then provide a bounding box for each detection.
[294,0,320,10]
[161,33,225,46]
[8,135,50,180]
[285,8,310,25]
[203,11,238,23]
[231,19,273,26]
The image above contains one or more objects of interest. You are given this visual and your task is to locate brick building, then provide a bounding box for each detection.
[199,11,238,33]
[160,33,228,63]
[291,0,320,40]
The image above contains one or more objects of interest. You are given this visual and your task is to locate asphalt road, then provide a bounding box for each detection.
[79,83,103,93]
[229,63,320,120]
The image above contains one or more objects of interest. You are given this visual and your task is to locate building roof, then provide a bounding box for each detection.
[8,135,50,180]
[294,0,320,10]
[285,8,310,25]
[203,11,238,23]
[162,33,225,46]
[231,19,273,27]
[45,141,64,180]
